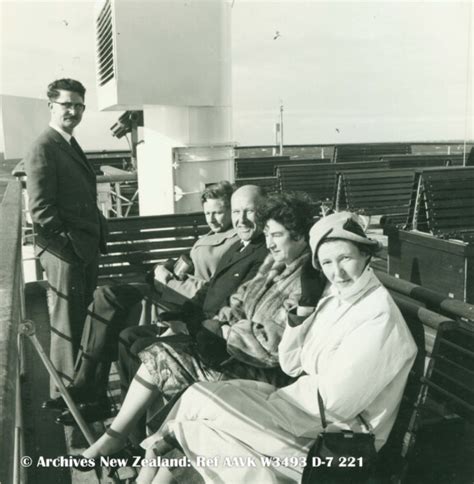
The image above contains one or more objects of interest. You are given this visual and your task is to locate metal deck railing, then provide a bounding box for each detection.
[0,179,26,484]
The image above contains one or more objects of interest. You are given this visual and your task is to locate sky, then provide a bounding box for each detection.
[1,0,473,150]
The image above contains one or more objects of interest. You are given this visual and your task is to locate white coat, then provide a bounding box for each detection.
[142,267,418,484]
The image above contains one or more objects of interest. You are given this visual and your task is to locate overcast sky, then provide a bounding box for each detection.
[1,0,473,148]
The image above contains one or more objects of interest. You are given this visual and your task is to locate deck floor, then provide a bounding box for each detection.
[22,281,136,484]
[22,281,71,484]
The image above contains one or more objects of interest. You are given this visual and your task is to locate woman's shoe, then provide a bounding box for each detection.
[42,385,93,411]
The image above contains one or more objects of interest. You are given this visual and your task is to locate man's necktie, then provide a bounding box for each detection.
[70,136,87,161]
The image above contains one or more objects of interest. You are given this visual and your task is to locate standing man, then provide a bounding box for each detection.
[25,79,107,398]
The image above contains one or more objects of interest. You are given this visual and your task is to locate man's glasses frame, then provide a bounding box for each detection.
[51,101,86,111]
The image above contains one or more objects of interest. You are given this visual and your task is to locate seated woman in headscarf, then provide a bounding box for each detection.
[76,192,323,462]
[136,211,418,484]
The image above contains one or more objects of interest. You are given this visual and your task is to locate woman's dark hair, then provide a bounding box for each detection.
[47,79,86,100]
[257,191,315,241]
[200,181,234,208]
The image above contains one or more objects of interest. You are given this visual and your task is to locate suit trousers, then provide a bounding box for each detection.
[76,285,162,444]
[39,247,99,398]
[73,282,193,400]
[73,283,147,398]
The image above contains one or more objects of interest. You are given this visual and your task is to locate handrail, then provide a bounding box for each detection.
[97,173,137,183]
[98,164,137,182]
[236,141,474,149]
[375,270,474,323]
[0,179,25,484]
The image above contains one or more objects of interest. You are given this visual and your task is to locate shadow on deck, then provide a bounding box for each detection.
[22,281,71,484]
[22,282,135,484]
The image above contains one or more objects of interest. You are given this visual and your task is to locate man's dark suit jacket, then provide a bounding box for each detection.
[193,234,268,317]
[24,127,107,262]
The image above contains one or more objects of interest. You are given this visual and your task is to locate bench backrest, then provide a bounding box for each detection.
[383,153,463,169]
[334,160,389,171]
[98,212,208,283]
[276,163,337,202]
[406,167,474,240]
[335,168,415,219]
[375,272,474,480]
[425,320,474,421]
[334,143,411,163]
[234,156,291,178]
[276,161,389,203]
[235,156,331,179]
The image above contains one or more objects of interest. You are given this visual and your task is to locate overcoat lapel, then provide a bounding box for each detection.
[214,235,265,277]
[48,128,96,178]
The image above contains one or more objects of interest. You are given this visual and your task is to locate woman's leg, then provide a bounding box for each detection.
[83,363,161,458]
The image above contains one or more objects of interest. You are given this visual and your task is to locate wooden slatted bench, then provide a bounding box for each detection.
[410,167,474,240]
[374,272,474,483]
[335,161,389,171]
[276,163,337,203]
[334,143,411,163]
[387,167,474,302]
[98,212,208,285]
[335,168,415,224]
[383,153,463,169]
[234,156,291,178]
[276,161,389,204]
[235,156,331,179]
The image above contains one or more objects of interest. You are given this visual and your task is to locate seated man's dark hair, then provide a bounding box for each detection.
[47,79,86,100]
[201,181,234,208]
[257,191,315,241]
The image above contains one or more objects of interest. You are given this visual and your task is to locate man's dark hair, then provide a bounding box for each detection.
[201,180,234,208]
[257,191,315,241]
[47,79,86,100]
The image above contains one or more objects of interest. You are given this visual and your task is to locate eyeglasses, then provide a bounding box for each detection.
[51,101,86,111]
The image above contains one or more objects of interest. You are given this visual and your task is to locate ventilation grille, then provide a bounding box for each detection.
[96,0,115,86]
